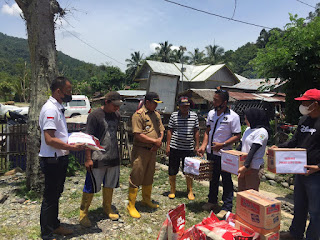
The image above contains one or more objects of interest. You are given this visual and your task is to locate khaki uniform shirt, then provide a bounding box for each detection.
[132,105,165,148]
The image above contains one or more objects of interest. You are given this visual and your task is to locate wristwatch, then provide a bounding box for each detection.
[223,142,227,147]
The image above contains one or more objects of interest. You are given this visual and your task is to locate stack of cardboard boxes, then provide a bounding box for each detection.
[235,190,281,240]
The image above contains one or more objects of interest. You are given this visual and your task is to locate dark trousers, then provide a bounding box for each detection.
[40,155,69,240]
[207,153,233,212]
[290,173,320,240]
[168,148,195,176]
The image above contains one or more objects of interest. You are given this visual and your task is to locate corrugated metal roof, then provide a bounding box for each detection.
[146,60,183,78]
[179,89,285,103]
[117,90,146,97]
[186,89,216,102]
[192,64,225,82]
[234,74,248,82]
[229,92,285,102]
[146,60,230,82]
[229,78,285,91]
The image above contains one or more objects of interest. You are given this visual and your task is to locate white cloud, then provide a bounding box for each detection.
[1,3,22,17]
[170,45,180,51]
[149,43,160,53]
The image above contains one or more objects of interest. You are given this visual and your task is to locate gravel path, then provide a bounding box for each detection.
[0,163,293,239]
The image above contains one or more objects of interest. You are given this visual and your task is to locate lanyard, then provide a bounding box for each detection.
[210,113,224,149]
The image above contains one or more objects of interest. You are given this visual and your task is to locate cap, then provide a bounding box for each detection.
[294,89,320,101]
[145,92,163,103]
[178,96,190,106]
[105,91,122,106]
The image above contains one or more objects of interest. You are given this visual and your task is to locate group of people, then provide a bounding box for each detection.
[38,76,320,240]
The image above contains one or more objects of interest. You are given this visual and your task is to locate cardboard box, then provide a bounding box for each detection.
[260,231,279,240]
[221,150,247,175]
[236,190,281,234]
[235,220,279,240]
[267,148,307,174]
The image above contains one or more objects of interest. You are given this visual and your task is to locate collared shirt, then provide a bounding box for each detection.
[39,96,69,157]
[241,127,268,169]
[206,108,241,156]
[168,110,199,151]
[132,105,165,148]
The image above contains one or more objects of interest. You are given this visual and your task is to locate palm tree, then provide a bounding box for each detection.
[155,41,173,63]
[125,51,144,82]
[188,48,205,65]
[171,48,189,63]
[205,44,224,64]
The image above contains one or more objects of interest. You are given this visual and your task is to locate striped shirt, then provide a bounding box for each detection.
[168,111,199,151]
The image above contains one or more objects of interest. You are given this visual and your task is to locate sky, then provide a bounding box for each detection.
[0,0,318,71]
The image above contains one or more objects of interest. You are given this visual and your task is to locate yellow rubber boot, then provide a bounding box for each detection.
[102,187,119,220]
[79,192,94,227]
[127,187,141,218]
[141,185,159,208]
[186,177,195,200]
[168,175,176,199]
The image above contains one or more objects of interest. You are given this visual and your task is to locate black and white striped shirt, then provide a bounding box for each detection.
[168,111,199,151]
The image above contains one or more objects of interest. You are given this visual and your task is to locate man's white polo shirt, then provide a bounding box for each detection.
[39,96,69,157]
[206,108,241,156]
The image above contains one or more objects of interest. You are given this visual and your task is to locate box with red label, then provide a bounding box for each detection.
[236,190,281,234]
[235,220,279,240]
[267,148,307,174]
[260,231,279,240]
[221,150,247,175]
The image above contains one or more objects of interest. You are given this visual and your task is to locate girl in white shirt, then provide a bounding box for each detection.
[237,108,270,191]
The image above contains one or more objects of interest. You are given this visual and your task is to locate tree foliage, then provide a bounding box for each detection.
[252,14,320,123]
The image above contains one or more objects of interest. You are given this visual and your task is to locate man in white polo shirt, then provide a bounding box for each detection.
[39,76,85,240]
[198,89,241,219]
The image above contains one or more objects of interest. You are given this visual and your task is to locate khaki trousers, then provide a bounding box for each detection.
[238,168,263,192]
[129,146,157,188]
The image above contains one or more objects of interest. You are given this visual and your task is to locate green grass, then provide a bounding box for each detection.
[13,180,42,201]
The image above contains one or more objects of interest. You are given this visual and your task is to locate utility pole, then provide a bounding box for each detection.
[179,46,187,93]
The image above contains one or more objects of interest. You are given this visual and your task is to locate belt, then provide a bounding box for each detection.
[41,155,68,159]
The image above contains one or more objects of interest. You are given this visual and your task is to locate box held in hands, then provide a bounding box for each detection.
[221,150,247,175]
[184,157,213,181]
[267,148,307,174]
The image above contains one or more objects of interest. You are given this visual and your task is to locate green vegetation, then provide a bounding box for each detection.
[66,154,82,176]
[0,32,135,101]
[14,179,42,201]
[252,13,320,123]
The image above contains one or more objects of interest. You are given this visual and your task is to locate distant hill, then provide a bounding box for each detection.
[0,32,102,83]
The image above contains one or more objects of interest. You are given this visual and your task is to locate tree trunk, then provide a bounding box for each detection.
[15,0,63,191]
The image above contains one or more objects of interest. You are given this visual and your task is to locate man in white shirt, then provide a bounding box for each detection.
[39,77,85,240]
[198,89,241,219]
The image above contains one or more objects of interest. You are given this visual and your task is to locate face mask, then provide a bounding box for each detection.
[299,102,314,115]
[61,94,72,103]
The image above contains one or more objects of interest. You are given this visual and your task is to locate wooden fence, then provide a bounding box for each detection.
[0,118,208,173]
[0,123,28,173]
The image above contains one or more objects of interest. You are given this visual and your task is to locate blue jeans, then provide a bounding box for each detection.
[290,173,320,240]
[40,156,69,240]
[207,153,233,211]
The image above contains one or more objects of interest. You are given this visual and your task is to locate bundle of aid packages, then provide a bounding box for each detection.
[157,204,254,240]
[68,132,105,151]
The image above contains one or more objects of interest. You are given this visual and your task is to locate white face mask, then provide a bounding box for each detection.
[299,102,314,115]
